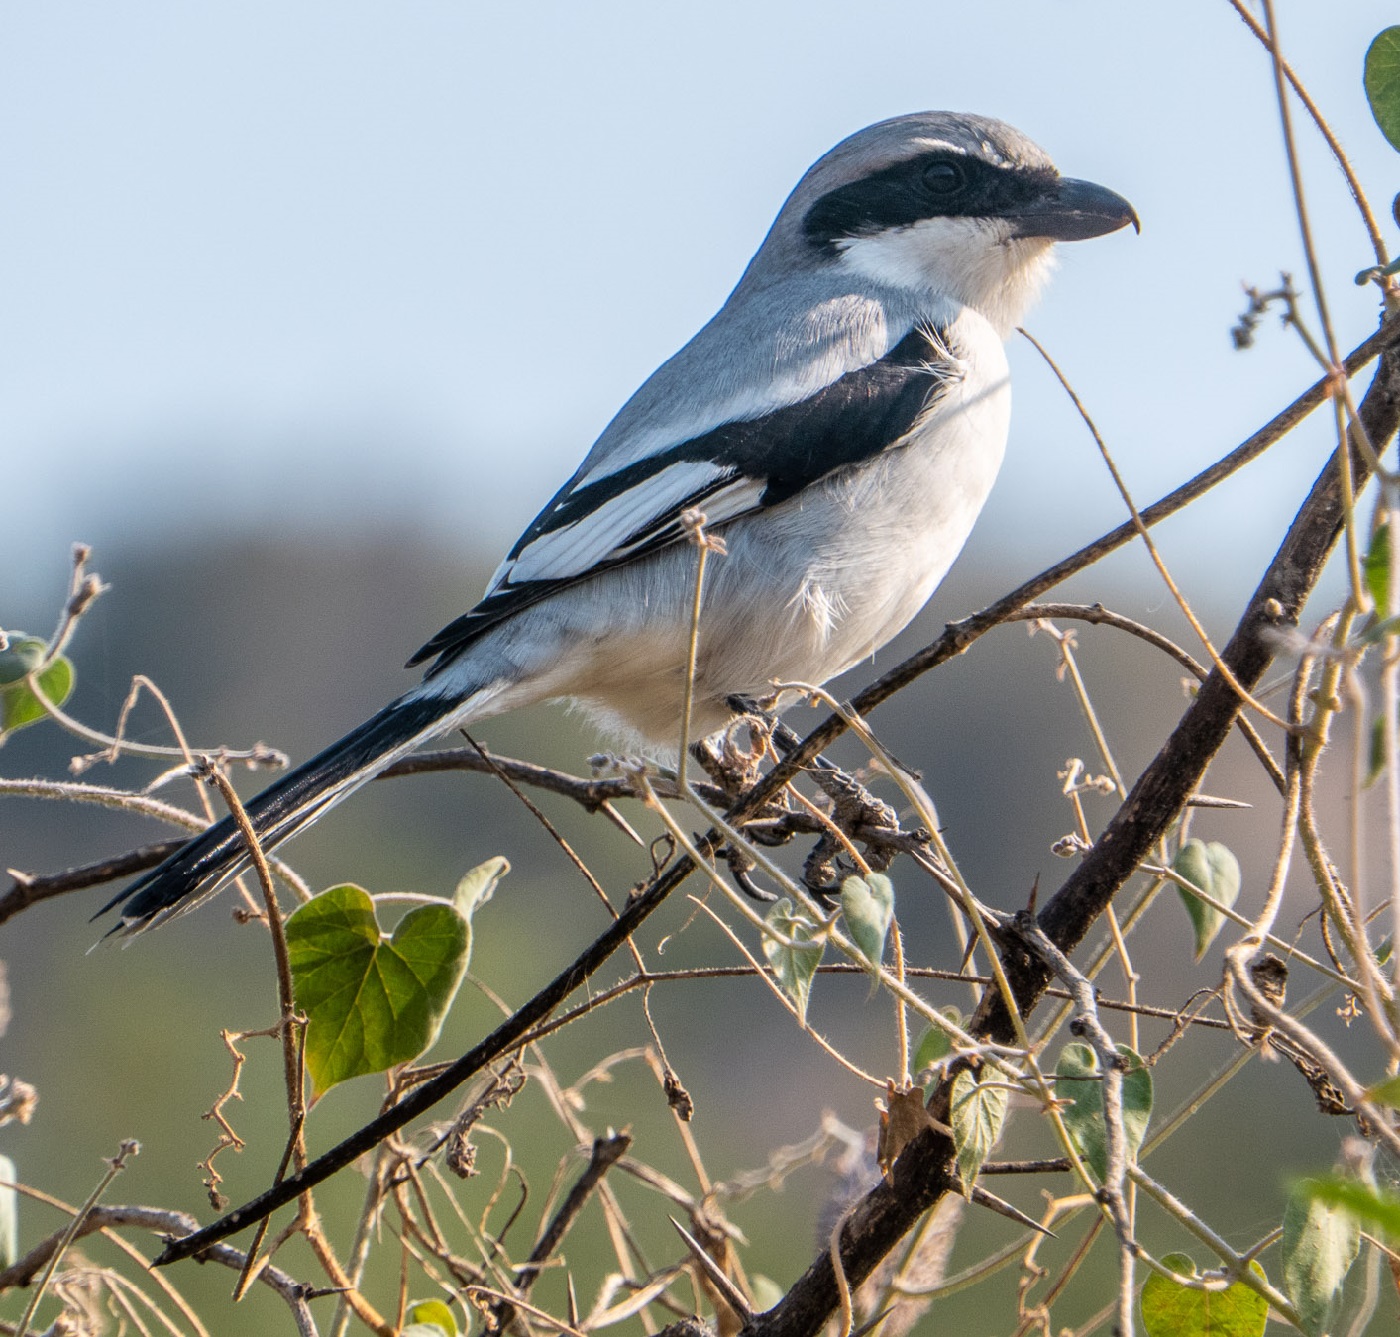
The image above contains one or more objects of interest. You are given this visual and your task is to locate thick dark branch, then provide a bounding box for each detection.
[1020,340,1400,1019]
[742,337,1400,1337]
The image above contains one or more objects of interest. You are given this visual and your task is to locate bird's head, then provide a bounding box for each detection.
[757,111,1138,335]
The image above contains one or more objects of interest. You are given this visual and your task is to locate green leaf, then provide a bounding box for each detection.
[1282,1182,1360,1337]
[1356,612,1400,647]
[1055,1043,1153,1182]
[0,636,74,736]
[1140,1253,1269,1337]
[1303,1174,1400,1238]
[1363,1073,1400,1107]
[1365,521,1393,613]
[840,872,894,967]
[762,898,823,1023]
[0,1154,15,1269]
[0,636,44,685]
[1364,575,1400,771]
[949,1068,1007,1190]
[912,1008,963,1083]
[454,856,509,920]
[1366,27,1400,152]
[1173,839,1241,960]
[404,1299,458,1336]
[286,884,471,1095]
[1369,714,1389,788]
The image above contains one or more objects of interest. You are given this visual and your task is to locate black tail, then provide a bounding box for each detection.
[98,691,466,934]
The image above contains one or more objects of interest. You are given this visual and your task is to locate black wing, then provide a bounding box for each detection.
[409,323,958,673]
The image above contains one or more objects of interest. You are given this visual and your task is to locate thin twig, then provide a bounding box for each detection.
[515,1133,631,1296]
[1225,0,1388,267]
[485,1132,631,1331]
[1021,327,1291,731]
[1129,1166,1301,1324]
[1006,603,1284,792]
[202,764,306,1169]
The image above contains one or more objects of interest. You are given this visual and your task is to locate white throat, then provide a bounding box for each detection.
[835,217,1057,337]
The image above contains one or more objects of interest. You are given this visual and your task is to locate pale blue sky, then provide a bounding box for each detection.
[5,2,1398,604]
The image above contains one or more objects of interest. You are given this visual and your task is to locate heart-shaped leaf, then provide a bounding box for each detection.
[949,1068,1007,1190]
[1055,1043,1152,1183]
[762,898,823,1023]
[1141,1253,1269,1337]
[840,872,894,967]
[0,636,74,736]
[1173,839,1241,960]
[286,884,471,1095]
[1366,27,1400,152]
[1282,1181,1360,1337]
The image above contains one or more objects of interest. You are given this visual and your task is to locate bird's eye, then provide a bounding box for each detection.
[921,160,966,196]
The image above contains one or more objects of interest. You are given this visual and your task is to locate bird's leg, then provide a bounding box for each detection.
[762,715,901,858]
[722,697,916,903]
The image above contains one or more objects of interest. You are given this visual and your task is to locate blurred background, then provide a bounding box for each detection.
[5,2,1400,1331]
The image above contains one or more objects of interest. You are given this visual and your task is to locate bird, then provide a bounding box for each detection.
[102,111,1137,934]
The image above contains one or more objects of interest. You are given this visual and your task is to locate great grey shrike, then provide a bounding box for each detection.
[105,111,1137,932]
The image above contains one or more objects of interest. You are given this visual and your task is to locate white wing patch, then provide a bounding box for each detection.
[490,463,766,591]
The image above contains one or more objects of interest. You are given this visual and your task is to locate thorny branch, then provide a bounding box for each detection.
[490,1131,632,1329]
[730,335,1400,1337]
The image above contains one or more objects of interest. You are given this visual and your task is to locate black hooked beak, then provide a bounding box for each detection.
[1008,176,1140,242]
